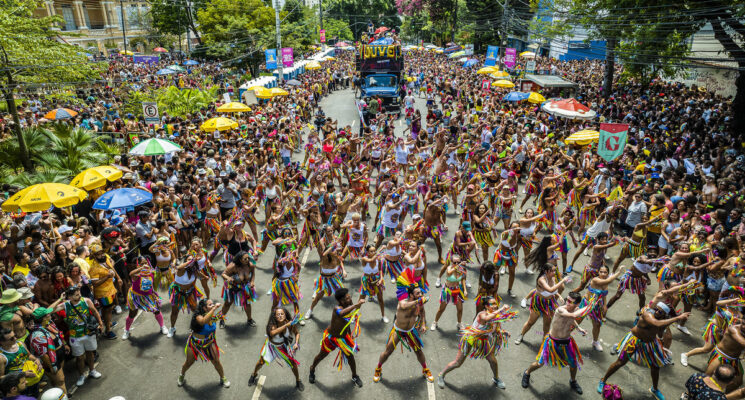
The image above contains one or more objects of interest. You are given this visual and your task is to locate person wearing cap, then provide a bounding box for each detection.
[598,301,690,400]
[29,304,67,394]
[55,285,103,387]
[86,243,120,340]
[0,290,28,345]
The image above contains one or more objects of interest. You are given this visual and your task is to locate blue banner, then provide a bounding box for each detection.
[486,45,499,60]
[133,55,159,64]
[265,49,277,70]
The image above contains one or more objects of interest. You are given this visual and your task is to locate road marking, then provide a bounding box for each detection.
[251,375,266,400]
[352,120,356,127]
[301,248,310,266]
[427,380,436,400]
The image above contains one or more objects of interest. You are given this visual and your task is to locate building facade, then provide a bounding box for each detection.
[35,0,150,55]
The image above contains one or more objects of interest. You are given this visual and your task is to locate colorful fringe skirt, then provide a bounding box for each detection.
[440,286,466,304]
[272,277,301,305]
[582,266,599,283]
[381,259,404,280]
[314,273,344,296]
[615,332,671,368]
[703,310,732,345]
[360,274,384,297]
[656,266,682,284]
[474,230,494,248]
[204,217,220,236]
[530,293,559,316]
[186,333,220,362]
[627,237,646,259]
[536,335,583,370]
[261,339,299,367]
[518,234,534,251]
[708,346,744,375]
[299,224,320,249]
[526,180,540,196]
[377,225,399,238]
[347,245,364,260]
[389,326,424,352]
[169,284,203,313]
[617,271,647,294]
[154,267,173,292]
[320,330,359,370]
[126,288,161,313]
[221,282,258,309]
[579,232,597,246]
[579,287,607,324]
[494,247,518,268]
[459,331,506,359]
[553,233,569,254]
[423,224,442,239]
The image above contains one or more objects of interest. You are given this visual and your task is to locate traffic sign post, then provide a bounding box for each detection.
[142,102,160,125]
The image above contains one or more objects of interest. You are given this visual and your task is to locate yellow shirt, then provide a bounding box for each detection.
[87,257,117,299]
[10,264,29,278]
[648,206,665,234]
[72,257,91,277]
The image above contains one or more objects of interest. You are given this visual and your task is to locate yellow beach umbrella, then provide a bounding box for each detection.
[527,92,546,104]
[490,71,510,78]
[270,87,289,96]
[200,117,238,132]
[491,79,515,88]
[217,102,252,113]
[477,66,499,75]
[564,130,600,145]
[519,51,536,58]
[119,50,134,56]
[70,166,123,190]
[2,183,88,212]
[253,87,273,99]
[322,56,336,61]
[306,61,322,70]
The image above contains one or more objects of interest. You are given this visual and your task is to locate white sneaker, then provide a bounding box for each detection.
[520,298,528,308]
[681,353,689,367]
[676,324,691,336]
[583,248,589,257]
[466,281,472,288]
[122,330,130,340]
[89,369,102,379]
[431,321,438,330]
[114,305,123,314]
[592,341,603,352]
[391,278,396,284]
[457,323,465,330]
[382,316,390,323]
[161,326,169,335]
[604,255,610,261]
[306,308,313,319]
[177,374,185,387]
[435,278,442,288]
[299,319,306,326]
[499,267,506,275]
[526,268,534,275]
[221,377,231,388]
[167,327,176,338]
[266,289,272,296]
[514,334,523,345]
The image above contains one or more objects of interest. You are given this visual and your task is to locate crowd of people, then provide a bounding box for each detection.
[0,31,744,400]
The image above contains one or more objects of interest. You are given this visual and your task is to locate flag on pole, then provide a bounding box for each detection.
[598,123,629,162]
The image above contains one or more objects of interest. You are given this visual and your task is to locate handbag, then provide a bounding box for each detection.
[70,301,99,334]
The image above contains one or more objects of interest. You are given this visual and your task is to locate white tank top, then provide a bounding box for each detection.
[362,259,379,275]
[156,252,171,263]
[634,260,654,274]
[386,245,401,257]
[348,224,366,247]
[383,204,401,228]
[520,223,536,237]
[279,263,294,279]
[174,270,195,285]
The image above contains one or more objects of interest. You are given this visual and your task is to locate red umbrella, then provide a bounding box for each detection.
[334,41,349,47]
[551,98,590,113]
[374,27,389,34]
[153,47,168,53]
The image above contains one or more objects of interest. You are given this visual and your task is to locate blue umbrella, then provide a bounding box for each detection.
[156,68,175,75]
[184,60,199,66]
[462,59,479,68]
[503,92,529,102]
[92,188,153,210]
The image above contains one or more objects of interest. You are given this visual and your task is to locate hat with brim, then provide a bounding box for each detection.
[17,287,33,300]
[32,307,54,321]
[0,289,21,304]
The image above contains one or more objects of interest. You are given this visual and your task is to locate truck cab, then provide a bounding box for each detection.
[357,41,403,115]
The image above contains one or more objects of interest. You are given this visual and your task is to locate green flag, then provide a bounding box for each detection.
[597,123,628,162]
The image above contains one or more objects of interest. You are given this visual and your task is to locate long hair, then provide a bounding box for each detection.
[479,261,496,284]
[536,263,554,280]
[266,307,294,338]
[525,236,552,268]
[190,299,210,332]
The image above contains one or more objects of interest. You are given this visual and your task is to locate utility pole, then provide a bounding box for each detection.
[186,0,191,56]
[319,0,323,50]
[119,0,127,58]
[452,0,456,43]
[275,0,283,85]
[500,0,509,66]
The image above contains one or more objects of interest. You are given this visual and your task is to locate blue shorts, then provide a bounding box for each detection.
[707,276,726,291]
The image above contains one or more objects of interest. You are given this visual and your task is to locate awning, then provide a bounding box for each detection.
[523,74,578,88]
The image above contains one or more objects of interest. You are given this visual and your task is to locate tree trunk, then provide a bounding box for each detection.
[733,68,745,137]
[2,84,32,172]
[603,37,616,98]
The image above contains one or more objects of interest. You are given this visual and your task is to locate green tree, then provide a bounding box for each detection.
[282,0,306,25]
[324,0,400,36]
[323,18,354,42]
[0,0,102,171]
[150,0,204,45]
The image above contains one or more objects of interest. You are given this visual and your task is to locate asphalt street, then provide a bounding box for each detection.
[72,87,707,400]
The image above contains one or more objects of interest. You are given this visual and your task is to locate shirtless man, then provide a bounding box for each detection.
[421,195,447,263]
[704,322,745,392]
[598,302,689,400]
[521,291,589,395]
[308,288,364,388]
[332,188,355,232]
[373,286,433,383]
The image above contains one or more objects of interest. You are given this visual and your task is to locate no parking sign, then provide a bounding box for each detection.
[142,102,160,125]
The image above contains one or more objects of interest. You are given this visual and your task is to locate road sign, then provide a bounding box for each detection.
[526,60,536,73]
[142,102,159,125]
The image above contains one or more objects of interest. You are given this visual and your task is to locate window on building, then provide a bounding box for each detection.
[127,5,140,29]
[61,5,77,31]
[81,4,91,27]
[115,5,123,29]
